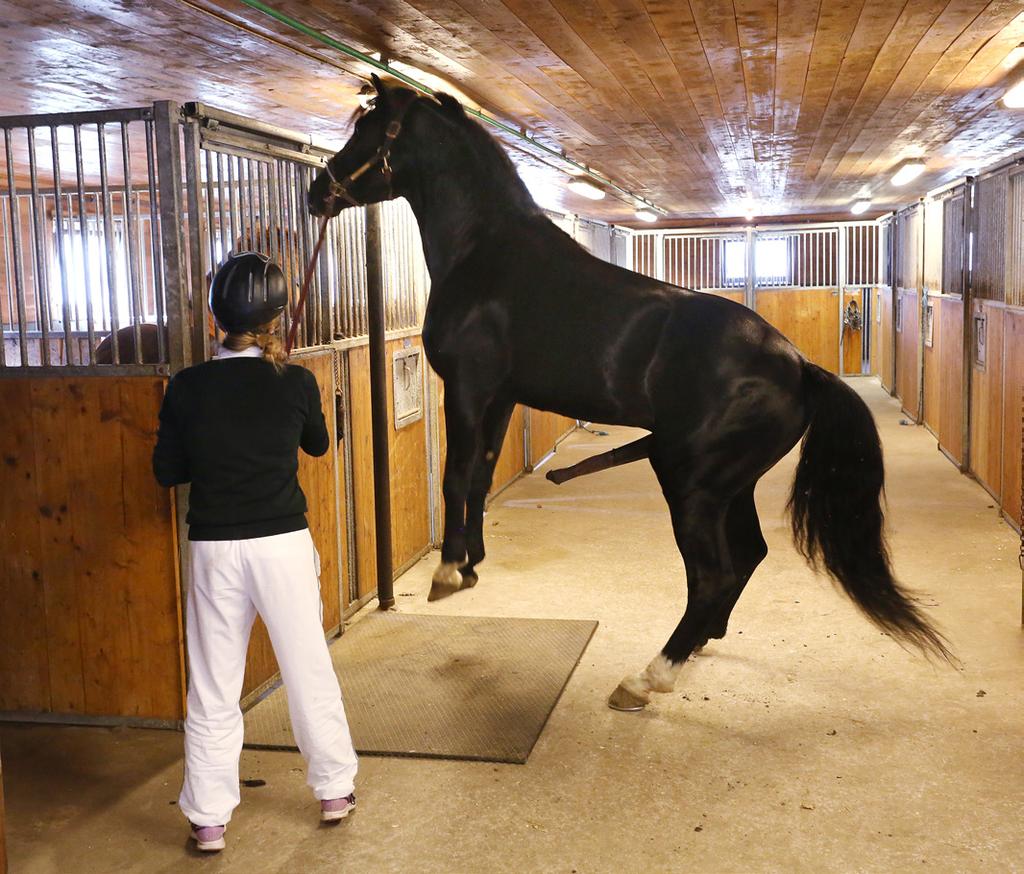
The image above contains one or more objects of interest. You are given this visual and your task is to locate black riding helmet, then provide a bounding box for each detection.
[209,252,288,333]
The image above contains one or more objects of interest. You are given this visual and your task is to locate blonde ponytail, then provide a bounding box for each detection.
[222,317,288,373]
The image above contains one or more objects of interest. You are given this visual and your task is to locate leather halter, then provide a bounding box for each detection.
[323,93,417,208]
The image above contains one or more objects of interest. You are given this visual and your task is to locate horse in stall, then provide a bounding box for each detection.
[308,76,953,711]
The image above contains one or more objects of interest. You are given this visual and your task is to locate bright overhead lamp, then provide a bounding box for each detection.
[1003,78,1024,108]
[567,177,606,200]
[891,160,926,186]
[634,208,658,222]
[851,199,872,215]
[1002,44,1024,70]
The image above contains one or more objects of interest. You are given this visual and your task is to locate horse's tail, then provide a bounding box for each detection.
[787,362,955,664]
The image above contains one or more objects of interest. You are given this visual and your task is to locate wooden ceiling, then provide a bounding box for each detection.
[3,1,1024,223]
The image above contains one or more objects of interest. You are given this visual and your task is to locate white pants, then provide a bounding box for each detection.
[179,529,358,826]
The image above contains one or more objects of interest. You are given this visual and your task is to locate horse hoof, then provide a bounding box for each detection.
[607,683,648,712]
[428,562,463,601]
[459,569,479,590]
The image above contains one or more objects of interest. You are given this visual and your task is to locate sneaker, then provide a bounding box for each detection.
[189,822,226,852]
[320,793,356,823]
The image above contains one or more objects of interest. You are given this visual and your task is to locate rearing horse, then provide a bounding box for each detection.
[309,77,952,711]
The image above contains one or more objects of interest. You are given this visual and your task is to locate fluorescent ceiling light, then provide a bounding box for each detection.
[1003,78,1024,108]
[891,161,926,186]
[634,208,658,222]
[567,177,606,200]
[1002,44,1024,70]
[851,199,872,215]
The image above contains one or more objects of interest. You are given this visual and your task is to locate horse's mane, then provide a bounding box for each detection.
[389,85,540,216]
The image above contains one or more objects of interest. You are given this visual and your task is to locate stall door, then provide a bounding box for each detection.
[241,347,349,703]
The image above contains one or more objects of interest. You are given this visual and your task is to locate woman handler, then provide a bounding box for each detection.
[153,252,358,852]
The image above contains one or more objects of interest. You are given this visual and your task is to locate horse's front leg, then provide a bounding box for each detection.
[429,383,494,601]
[460,397,515,589]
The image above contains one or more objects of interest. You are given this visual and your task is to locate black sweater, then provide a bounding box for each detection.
[152,354,330,541]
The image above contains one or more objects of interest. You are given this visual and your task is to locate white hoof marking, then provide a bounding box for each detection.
[642,654,680,694]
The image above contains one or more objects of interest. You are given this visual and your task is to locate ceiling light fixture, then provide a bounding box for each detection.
[851,199,872,215]
[891,160,927,186]
[567,177,606,200]
[634,208,658,222]
[1002,44,1024,70]
[1003,78,1024,108]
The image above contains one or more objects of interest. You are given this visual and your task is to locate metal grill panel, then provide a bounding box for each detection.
[0,109,165,369]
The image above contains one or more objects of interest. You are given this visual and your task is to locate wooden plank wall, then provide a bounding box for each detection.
[755,288,839,372]
[841,289,863,375]
[1000,309,1024,527]
[938,299,965,464]
[880,285,894,391]
[895,289,921,418]
[969,300,1004,498]
[0,376,183,720]
[241,351,345,700]
[492,404,526,495]
[923,297,941,434]
[705,290,745,304]
[348,338,432,600]
[529,409,576,468]
[0,747,5,874]
[870,287,882,377]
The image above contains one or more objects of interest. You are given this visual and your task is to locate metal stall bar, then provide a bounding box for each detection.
[96,123,121,364]
[226,150,240,250]
[153,100,191,375]
[184,119,212,364]
[26,127,52,365]
[49,127,74,364]
[276,156,293,343]
[365,202,395,609]
[0,194,10,366]
[145,119,167,364]
[73,125,97,359]
[120,122,144,363]
[3,130,28,366]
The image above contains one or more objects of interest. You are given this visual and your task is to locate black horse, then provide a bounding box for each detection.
[309,77,952,711]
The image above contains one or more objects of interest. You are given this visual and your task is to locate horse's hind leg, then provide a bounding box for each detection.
[609,487,737,711]
[459,397,515,589]
[695,484,767,650]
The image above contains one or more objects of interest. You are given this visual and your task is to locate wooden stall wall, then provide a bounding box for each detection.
[969,300,1004,499]
[704,290,745,304]
[0,376,184,721]
[491,404,526,495]
[923,297,941,434]
[895,289,920,418]
[0,748,5,874]
[755,288,839,372]
[242,350,346,700]
[841,289,863,375]
[870,287,882,377]
[880,285,894,391]
[938,298,965,464]
[529,409,576,469]
[1000,308,1024,527]
[348,338,432,601]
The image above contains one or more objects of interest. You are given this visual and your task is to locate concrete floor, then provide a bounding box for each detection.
[3,379,1022,873]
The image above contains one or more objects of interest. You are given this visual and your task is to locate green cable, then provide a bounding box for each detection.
[237,0,661,213]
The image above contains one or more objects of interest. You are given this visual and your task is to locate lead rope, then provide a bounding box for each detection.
[285,212,331,354]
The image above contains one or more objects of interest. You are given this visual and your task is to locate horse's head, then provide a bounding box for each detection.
[309,75,419,218]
